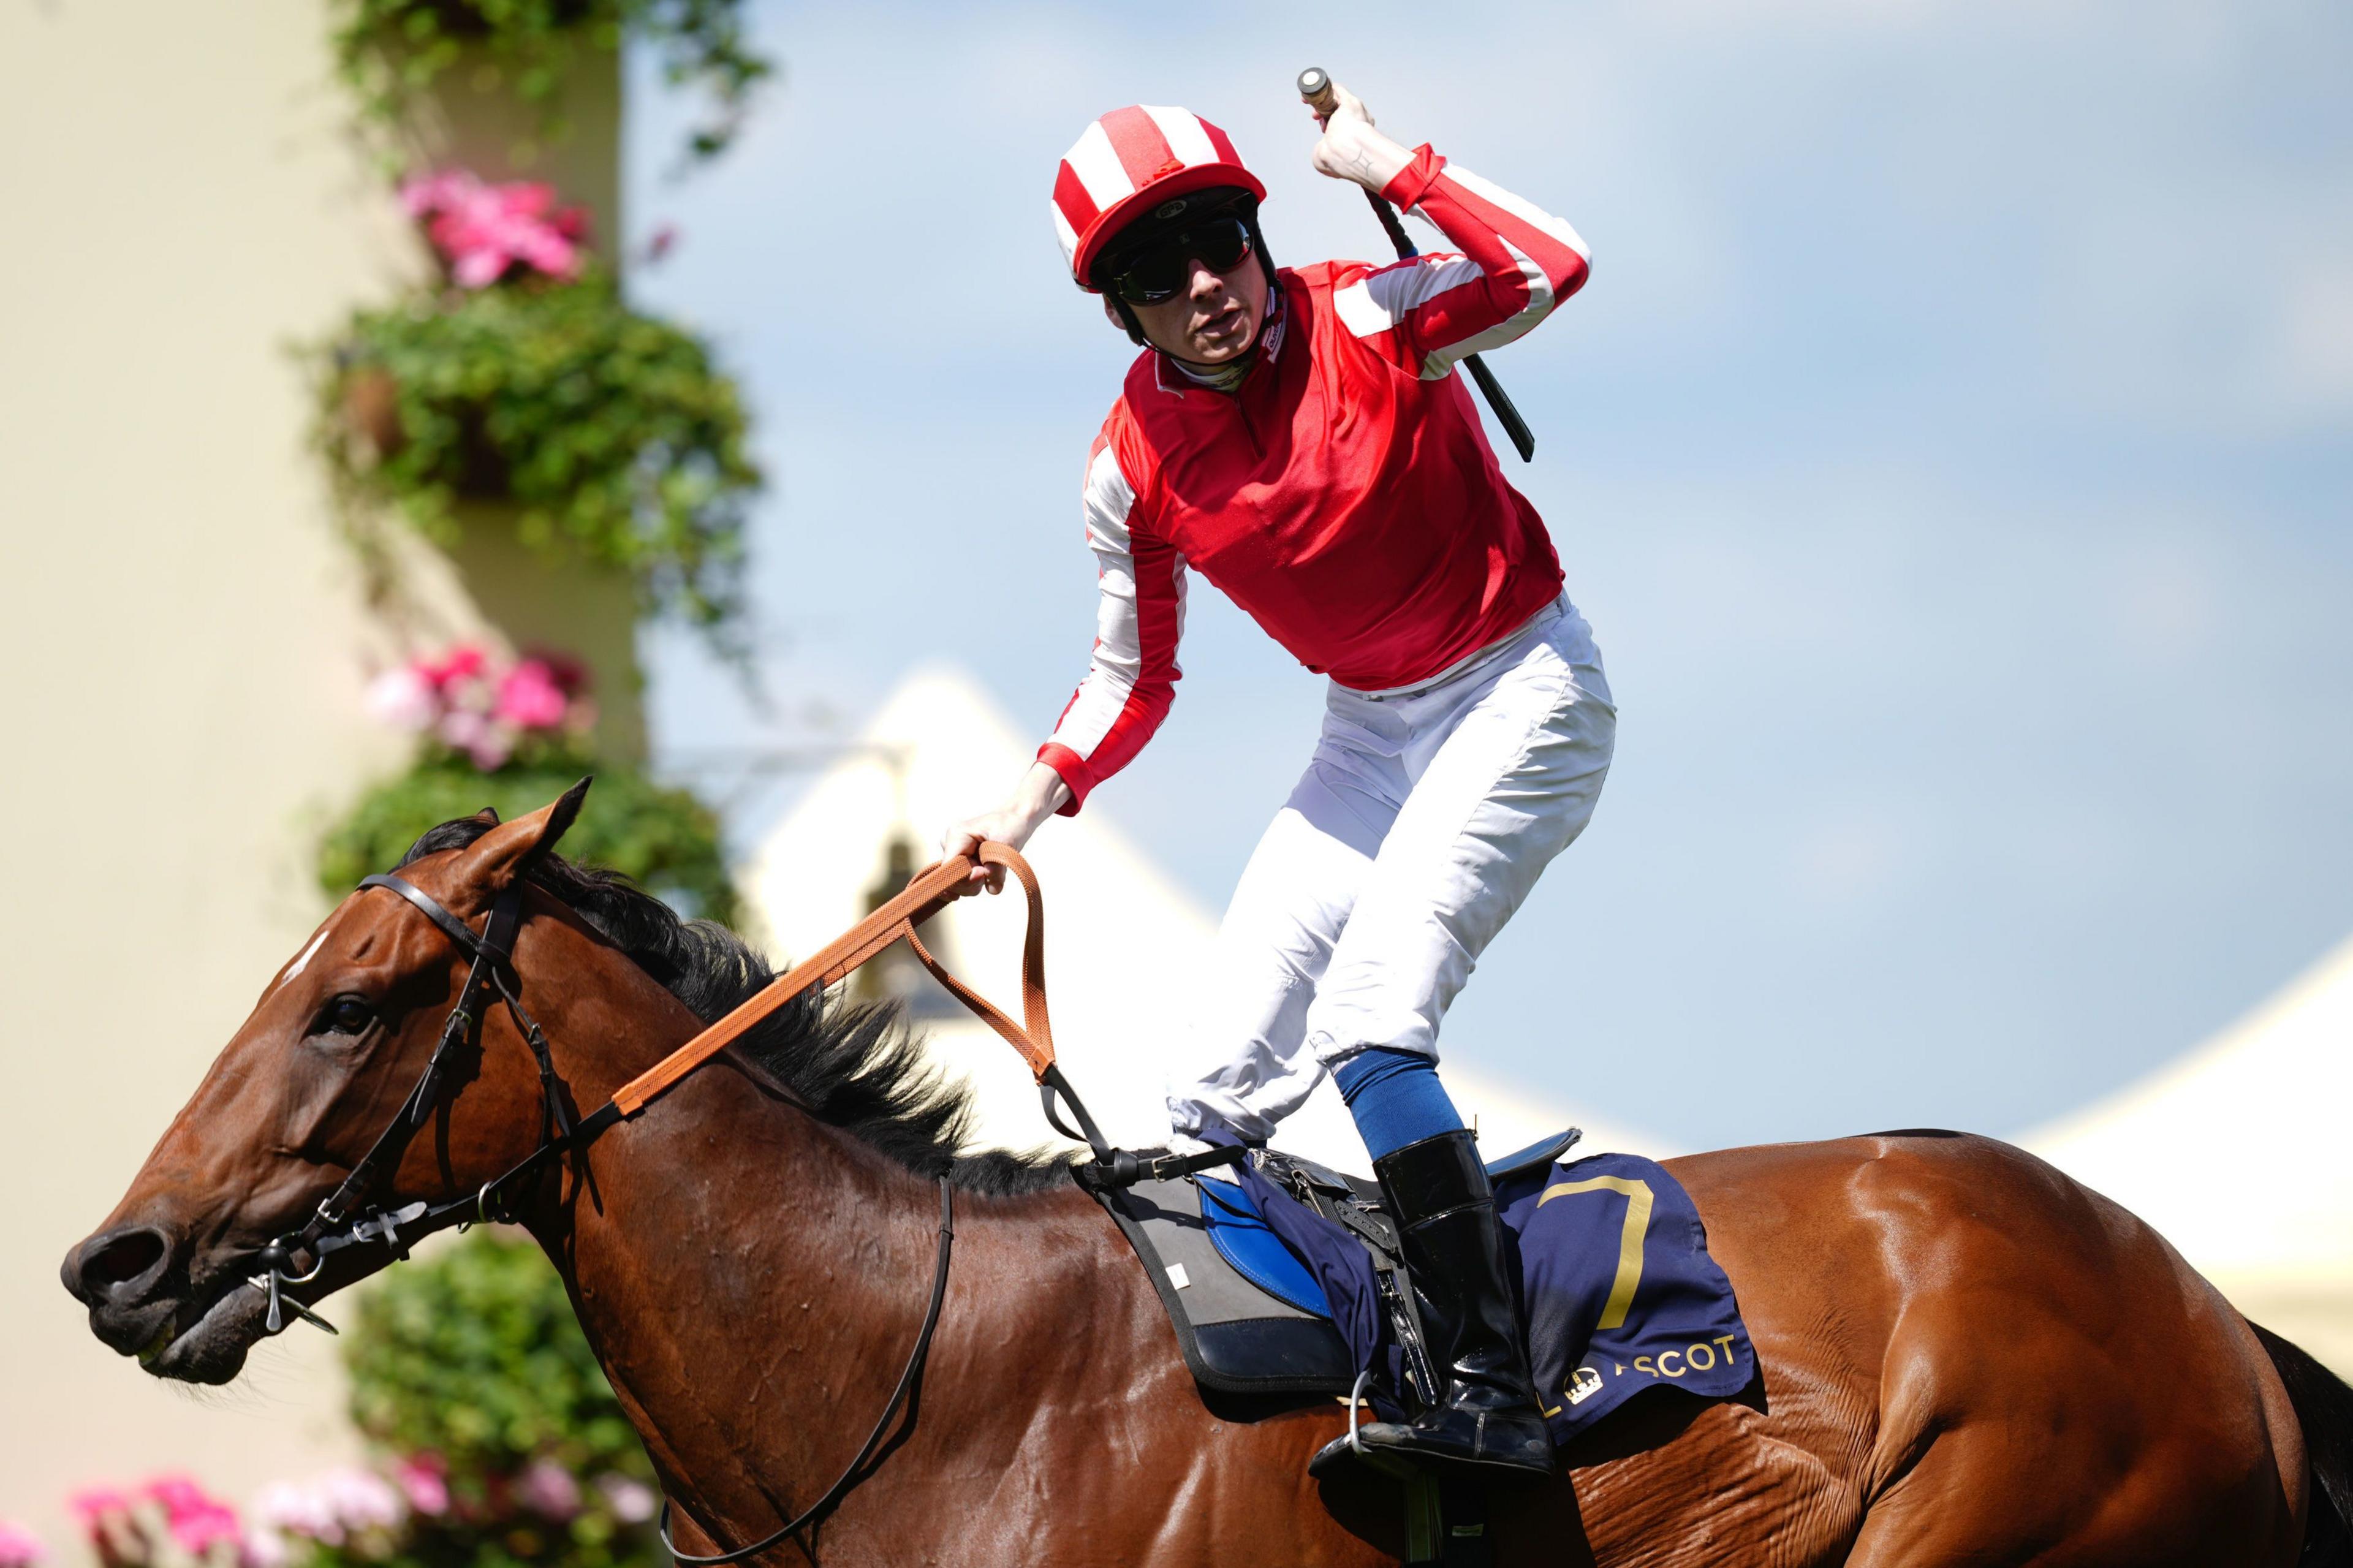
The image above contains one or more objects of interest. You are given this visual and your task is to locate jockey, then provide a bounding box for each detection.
[946,86,1613,1479]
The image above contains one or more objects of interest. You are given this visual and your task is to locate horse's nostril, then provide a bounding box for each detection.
[79,1227,170,1292]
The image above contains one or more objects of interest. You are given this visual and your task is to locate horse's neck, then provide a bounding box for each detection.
[529,1062,936,1493]
[500,928,1158,1546]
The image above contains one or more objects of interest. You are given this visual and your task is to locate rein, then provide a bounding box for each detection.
[251,840,1235,1557]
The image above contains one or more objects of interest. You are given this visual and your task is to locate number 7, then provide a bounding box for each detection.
[1537,1175,1654,1330]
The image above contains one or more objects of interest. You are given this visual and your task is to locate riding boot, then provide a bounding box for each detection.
[1330,1129,1554,1481]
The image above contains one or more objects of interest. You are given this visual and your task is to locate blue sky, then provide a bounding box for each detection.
[623,0,2351,1151]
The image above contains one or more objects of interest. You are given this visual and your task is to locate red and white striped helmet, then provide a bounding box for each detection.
[1050,106,1267,290]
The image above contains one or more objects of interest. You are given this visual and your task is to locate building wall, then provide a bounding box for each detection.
[0,2,621,1547]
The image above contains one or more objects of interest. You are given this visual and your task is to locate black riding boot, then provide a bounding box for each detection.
[1333,1130,1553,1480]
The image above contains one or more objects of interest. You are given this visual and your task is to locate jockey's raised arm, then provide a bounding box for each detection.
[1341,150,1591,377]
[1306,83,1590,379]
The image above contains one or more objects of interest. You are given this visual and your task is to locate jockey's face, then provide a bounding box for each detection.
[1116,248,1268,366]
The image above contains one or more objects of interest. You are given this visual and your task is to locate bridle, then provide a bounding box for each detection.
[243,842,1235,1561]
[246,874,580,1333]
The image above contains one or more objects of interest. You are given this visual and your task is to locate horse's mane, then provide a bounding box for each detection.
[400,817,1075,1197]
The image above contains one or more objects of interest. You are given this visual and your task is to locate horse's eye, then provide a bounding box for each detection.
[320,996,375,1036]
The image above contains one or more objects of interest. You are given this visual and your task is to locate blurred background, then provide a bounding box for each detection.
[1,0,2345,1562]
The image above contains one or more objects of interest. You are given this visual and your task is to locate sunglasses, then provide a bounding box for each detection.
[1104,215,1254,305]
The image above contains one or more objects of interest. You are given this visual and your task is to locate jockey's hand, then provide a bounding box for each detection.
[1306,81,1413,192]
[941,761,1070,893]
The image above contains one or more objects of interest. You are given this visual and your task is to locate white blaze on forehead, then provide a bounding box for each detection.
[282,926,333,982]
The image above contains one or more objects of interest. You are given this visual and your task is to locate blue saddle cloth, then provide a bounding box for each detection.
[1200,1151,1754,1443]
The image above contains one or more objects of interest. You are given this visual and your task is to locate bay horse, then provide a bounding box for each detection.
[63,789,2353,1565]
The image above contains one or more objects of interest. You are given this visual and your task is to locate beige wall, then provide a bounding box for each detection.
[0,1,623,1549]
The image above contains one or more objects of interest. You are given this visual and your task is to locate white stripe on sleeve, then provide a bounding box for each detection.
[1333,254,1490,341]
[1442,165,1591,260]
[1051,445,1151,759]
[1422,240,1554,378]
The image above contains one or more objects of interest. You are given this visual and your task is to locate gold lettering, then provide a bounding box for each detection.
[1659,1349,1684,1377]
[1714,1333,1738,1362]
[1687,1341,1715,1371]
[1634,1355,1656,1376]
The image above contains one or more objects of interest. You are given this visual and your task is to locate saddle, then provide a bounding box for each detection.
[1082,1129,1582,1404]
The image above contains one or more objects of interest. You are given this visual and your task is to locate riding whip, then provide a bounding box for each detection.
[1297,66,1536,463]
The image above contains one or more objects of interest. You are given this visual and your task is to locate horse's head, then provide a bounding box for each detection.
[61,783,594,1384]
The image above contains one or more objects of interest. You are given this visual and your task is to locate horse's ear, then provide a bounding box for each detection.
[455,778,593,896]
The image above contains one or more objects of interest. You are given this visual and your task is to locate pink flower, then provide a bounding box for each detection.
[250,1480,339,1547]
[436,708,512,772]
[495,660,570,730]
[515,1460,580,1522]
[364,667,439,732]
[525,648,589,697]
[143,1476,241,1558]
[594,1475,656,1525]
[400,169,588,288]
[390,1456,448,1520]
[67,1491,129,1528]
[319,1471,400,1537]
[417,644,488,690]
[240,1529,290,1568]
[0,1520,50,1568]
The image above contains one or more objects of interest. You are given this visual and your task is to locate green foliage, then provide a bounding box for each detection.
[317,753,738,925]
[341,1229,661,1568]
[332,0,771,164]
[347,1229,643,1483]
[319,276,760,629]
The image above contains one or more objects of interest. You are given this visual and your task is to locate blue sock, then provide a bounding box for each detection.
[1331,1048,1463,1161]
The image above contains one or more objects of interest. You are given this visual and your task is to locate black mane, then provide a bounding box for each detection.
[400,817,1074,1197]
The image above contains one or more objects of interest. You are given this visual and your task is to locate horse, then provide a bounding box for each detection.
[62,787,2353,1566]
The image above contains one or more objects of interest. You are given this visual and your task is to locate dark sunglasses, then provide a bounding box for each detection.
[1104,215,1254,305]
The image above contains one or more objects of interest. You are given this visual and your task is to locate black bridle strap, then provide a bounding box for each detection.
[659,1176,956,1564]
[272,879,525,1268]
[359,872,496,957]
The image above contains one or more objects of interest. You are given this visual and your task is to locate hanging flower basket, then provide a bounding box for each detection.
[318,643,737,923]
[315,261,760,627]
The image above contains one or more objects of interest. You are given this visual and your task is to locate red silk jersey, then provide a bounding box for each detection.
[1039,145,1591,812]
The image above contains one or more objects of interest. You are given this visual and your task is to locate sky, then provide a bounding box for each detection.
[620,0,2352,1152]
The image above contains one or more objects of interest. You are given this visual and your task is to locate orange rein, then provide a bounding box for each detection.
[609,843,1055,1121]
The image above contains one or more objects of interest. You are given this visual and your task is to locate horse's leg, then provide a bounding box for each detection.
[1844,1387,2302,1568]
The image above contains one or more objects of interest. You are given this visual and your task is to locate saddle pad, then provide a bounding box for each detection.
[1231,1149,1756,1444]
[1096,1175,1356,1395]
[1499,1151,1754,1441]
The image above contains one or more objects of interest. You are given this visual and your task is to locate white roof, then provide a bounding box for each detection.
[740,665,1666,1176]
[2023,933,2353,1289]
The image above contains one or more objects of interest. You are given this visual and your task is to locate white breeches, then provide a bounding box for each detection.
[1167,596,1617,1145]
